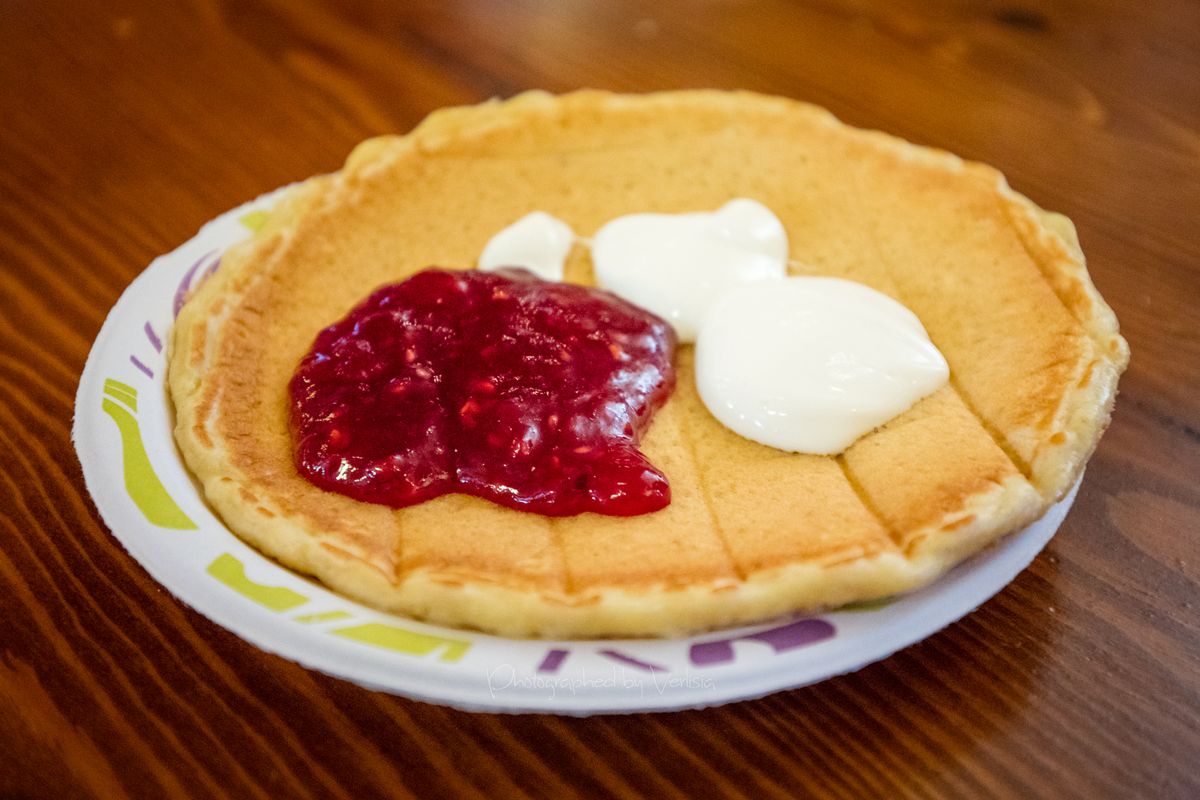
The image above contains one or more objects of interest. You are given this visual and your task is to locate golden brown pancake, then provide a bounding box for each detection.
[169,91,1128,637]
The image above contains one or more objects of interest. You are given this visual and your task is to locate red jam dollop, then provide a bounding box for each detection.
[289,268,677,516]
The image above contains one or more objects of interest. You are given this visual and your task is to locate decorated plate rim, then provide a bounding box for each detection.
[72,186,1075,714]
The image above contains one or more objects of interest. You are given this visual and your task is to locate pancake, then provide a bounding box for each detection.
[169,90,1128,638]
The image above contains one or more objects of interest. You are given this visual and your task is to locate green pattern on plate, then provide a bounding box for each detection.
[207,553,309,612]
[294,611,353,624]
[239,210,271,232]
[103,378,138,411]
[101,381,195,530]
[330,623,471,662]
[836,596,897,612]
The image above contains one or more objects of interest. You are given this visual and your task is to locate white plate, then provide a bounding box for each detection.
[73,188,1075,715]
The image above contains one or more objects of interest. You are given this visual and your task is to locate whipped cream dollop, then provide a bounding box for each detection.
[479,211,575,282]
[478,202,949,456]
[695,277,949,454]
[591,199,787,342]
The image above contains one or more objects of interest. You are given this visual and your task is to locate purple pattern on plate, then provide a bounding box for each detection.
[173,250,218,317]
[597,650,666,673]
[536,649,569,674]
[144,321,163,353]
[129,355,154,380]
[689,618,836,667]
[202,257,221,282]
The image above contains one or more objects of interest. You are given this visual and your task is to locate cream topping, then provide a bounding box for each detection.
[695,277,949,454]
[591,199,787,343]
[479,211,575,282]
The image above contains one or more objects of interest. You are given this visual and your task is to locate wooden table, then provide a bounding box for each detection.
[2,1,1197,797]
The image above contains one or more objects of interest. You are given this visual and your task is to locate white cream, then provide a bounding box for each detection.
[478,211,575,282]
[695,277,949,454]
[591,198,787,342]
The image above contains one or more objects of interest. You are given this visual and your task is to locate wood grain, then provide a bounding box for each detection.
[1,1,1197,797]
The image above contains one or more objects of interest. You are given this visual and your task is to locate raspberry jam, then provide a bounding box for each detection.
[289,268,677,516]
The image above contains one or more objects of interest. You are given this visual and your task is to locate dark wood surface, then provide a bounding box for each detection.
[2,1,1197,797]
